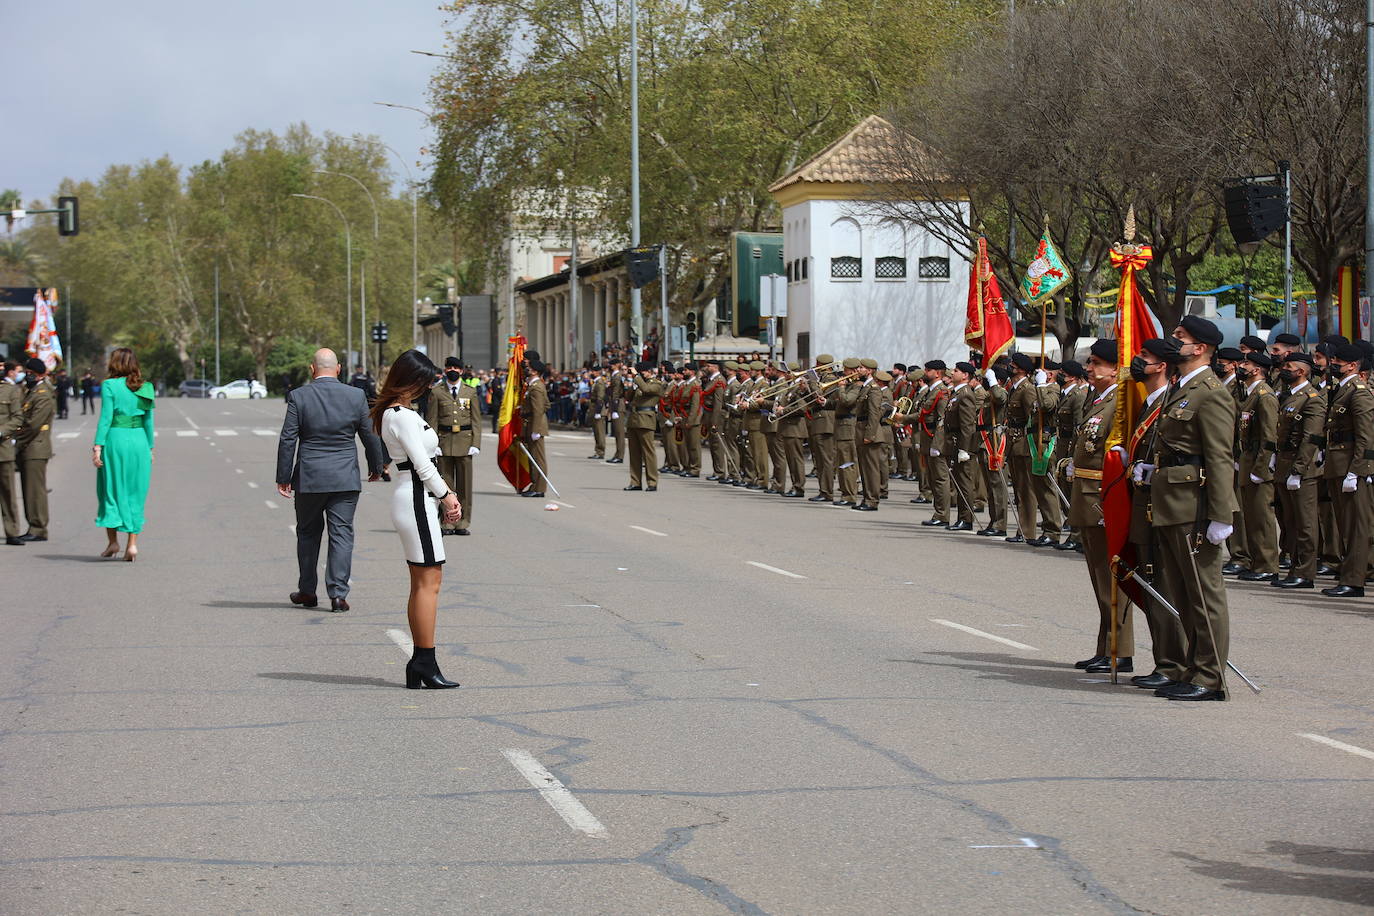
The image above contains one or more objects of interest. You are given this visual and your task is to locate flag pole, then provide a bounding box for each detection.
[1037,217,1048,455]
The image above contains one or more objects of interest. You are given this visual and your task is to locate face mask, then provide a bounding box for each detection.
[12,373,24,384]
[444,371,461,382]
[1128,356,1150,384]
[1279,369,1297,384]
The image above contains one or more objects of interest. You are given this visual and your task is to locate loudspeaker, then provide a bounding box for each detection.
[1224,183,1285,245]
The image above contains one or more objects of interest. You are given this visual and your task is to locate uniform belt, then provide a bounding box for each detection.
[1328,430,1353,444]
[442,424,472,432]
[109,416,144,428]
[821,406,836,411]
[1158,453,1203,468]
[857,414,869,421]
[1074,467,1103,480]
[635,407,656,413]
[396,458,438,471]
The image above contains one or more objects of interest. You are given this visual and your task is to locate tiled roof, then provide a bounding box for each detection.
[768,115,930,194]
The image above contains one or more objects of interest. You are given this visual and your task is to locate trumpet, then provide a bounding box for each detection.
[772,371,850,421]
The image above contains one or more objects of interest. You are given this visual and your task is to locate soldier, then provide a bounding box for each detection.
[914,361,950,525]
[743,361,770,490]
[1214,346,1250,576]
[15,358,55,542]
[890,363,911,479]
[874,369,895,501]
[624,361,665,491]
[1269,332,1302,365]
[1272,352,1325,589]
[606,358,627,464]
[588,365,608,459]
[1318,342,1374,598]
[1006,353,1063,546]
[1233,351,1279,580]
[1146,315,1237,700]
[943,361,981,531]
[0,361,25,545]
[805,354,838,502]
[902,369,925,491]
[1053,360,1089,551]
[778,361,808,497]
[700,359,728,479]
[1068,339,1130,672]
[976,365,1010,537]
[518,359,550,498]
[658,362,681,475]
[833,359,862,506]
[764,362,787,494]
[853,359,884,511]
[678,362,703,477]
[723,361,748,485]
[426,357,482,534]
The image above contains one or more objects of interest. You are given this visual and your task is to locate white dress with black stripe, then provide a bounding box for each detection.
[381,405,448,567]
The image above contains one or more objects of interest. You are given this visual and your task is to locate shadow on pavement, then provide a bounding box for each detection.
[204,600,306,610]
[892,651,1136,694]
[258,671,397,688]
[1175,841,1374,907]
[32,553,115,563]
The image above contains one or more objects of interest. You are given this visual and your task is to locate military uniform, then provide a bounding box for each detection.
[944,381,980,527]
[608,370,628,461]
[723,368,747,483]
[763,375,785,493]
[856,376,885,510]
[806,358,838,501]
[626,371,665,488]
[834,371,862,505]
[680,373,703,477]
[1235,376,1279,576]
[426,380,482,532]
[1322,372,1374,592]
[891,373,914,478]
[0,376,24,541]
[700,367,729,479]
[519,374,550,494]
[976,380,1009,534]
[744,373,770,489]
[778,372,808,496]
[589,374,608,458]
[916,380,950,523]
[658,378,681,473]
[1054,380,1088,547]
[1007,374,1063,543]
[16,377,55,538]
[1273,380,1324,583]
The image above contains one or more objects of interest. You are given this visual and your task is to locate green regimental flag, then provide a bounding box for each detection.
[1020,231,1072,304]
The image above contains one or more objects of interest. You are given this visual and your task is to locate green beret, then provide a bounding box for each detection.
[860,358,878,370]
[749,360,766,371]
[874,369,892,382]
[816,353,835,365]
[842,357,861,369]
[786,360,800,371]
[723,360,740,370]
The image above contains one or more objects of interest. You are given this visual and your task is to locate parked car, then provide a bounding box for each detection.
[208,379,268,399]
[179,378,214,398]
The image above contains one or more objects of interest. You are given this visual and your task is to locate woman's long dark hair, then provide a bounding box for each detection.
[370,349,439,434]
[106,347,143,392]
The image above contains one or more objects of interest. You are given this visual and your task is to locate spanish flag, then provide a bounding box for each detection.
[497,335,531,491]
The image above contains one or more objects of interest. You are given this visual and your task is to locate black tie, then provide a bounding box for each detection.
[451,387,458,398]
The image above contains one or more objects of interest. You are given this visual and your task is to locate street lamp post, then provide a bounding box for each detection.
[292,193,353,365]
[315,169,379,373]
[629,0,643,350]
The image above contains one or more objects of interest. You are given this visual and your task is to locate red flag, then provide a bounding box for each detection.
[497,335,532,491]
[965,237,1014,363]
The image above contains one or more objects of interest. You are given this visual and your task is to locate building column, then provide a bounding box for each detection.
[594,281,607,355]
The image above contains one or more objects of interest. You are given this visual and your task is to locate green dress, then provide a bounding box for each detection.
[94,377,155,533]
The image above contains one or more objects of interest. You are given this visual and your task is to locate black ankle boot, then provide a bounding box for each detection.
[405,646,460,689]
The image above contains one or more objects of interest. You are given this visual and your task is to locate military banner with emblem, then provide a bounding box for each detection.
[965,235,1014,363]
[497,335,532,491]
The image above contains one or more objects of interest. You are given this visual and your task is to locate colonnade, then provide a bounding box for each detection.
[524,273,646,370]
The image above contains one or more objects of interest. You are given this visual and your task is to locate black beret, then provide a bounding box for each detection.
[1284,352,1315,369]
[24,357,46,374]
[682,361,698,371]
[1010,352,1035,372]
[1273,333,1302,346]
[1357,339,1374,357]
[1216,347,1244,362]
[1044,359,1062,371]
[1322,334,1349,347]
[924,359,947,371]
[1141,336,1184,363]
[992,365,1011,382]
[954,361,977,374]
[893,362,908,372]
[1243,351,1273,369]
[1089,339,1118,364]
[525,349,542,363]
[1179,315,1224,347]
[1334,343,1364,363]
[636,360,655,372]
[1240,335,1267,351]
[527,359,547,375]
[1315,342,1335,357]
[444,356,463,368]
[1060,359,1086,378]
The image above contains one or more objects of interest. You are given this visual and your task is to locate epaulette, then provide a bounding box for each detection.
[1357,383,1368,390]
[1203,375,1221,390]
[1306,389,1319,397]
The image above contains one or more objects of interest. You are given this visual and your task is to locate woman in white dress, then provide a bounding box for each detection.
[371,350,463,688]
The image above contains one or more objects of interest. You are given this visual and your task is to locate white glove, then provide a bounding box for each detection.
[1034,369,1048,386]
[1109,445,1127,461]
[664,419,674,427]
[468,446,480,456]
[1343,471,1358,493]
[1269,454,1276,471]
[929,447,941,458]
[611,412,620,420]
[1248,472,1262,484]
[531,432,542,440]
[1131,462,1155,485]
[1286,474,1301,490]
[1205,520,1234,545]
[1233,461,1240,471]
[1065,461,1075,480]
[594,413,602,420]
[985,368,997,385]
[1317,449,1325,464]
[957,449,971,463]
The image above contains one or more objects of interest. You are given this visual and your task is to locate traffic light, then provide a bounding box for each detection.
[626,245,660,289]
[685,310,698,343]
[371,321,389,343]
[57,196,79,236]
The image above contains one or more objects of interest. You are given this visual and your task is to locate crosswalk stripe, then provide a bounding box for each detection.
[214,429,238,437]
[176,430,198,438]
[253,429,276,436]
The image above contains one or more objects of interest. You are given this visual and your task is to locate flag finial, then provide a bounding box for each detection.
[1123,205,1136,243]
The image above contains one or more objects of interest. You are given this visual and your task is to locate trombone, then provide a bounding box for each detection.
[772,370,852,421]
[748,360,844,400]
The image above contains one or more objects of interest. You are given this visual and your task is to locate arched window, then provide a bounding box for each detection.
[830,217,862,279]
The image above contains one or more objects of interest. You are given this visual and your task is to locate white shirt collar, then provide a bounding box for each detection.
[1340,372,1358,387]
[1176,365,1208,389]
[1246,377,1263,395]
[1095,383,1117,402]
[953,382,967,392]
[1011,377,1026,390]
[1145,385,1168,407]
[1290,379,1309,394]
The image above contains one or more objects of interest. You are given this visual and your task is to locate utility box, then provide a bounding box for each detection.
[730,231,784,338]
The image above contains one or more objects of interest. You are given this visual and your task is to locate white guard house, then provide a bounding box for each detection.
[768,115,970,368]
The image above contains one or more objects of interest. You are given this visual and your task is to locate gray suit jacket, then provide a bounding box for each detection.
[276,376,385,493]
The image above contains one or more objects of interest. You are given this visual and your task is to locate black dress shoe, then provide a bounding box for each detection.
[289,591,319,608]
[587,455,602,460]
[833,500,854,507]
[330,597,350,612]
[646,485,657,491]
[852,504,878,511]
[1279,557,1292,570]
[745,484,763,490]
[526,491,545,498]
[17,533,46,542]
[1131,672,1175,689]
[1005,534,1025,543]
[912,496,932,505]
[921,518,948,527]
[1074,654,1108,669]
[1053,539,1079,551]
[706,475,719,481]
[606,457,623,464]
[454,529,470,535]
[1276,576,1314,589]
[5,536,23,546]
[1085,657,1132,673]
[623,485,643,491]
[1156,682,1225,701]
[1322,584,1365,598]
[1316,563,1337,576]
[808,495,829,502]
[1237,570,1275,582]
[947,520,973,532]
[1221,561,1243,575]
[784,490,803,498]
[1028,536,1056,547]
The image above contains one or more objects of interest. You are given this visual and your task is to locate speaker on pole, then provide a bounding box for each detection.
[1223,182,1286,245]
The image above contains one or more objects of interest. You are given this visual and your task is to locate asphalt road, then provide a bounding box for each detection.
[2,397,1372,915]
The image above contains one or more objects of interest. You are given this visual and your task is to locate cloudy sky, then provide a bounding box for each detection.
[8,0,452,202]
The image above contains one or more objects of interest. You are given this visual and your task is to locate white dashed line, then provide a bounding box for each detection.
[289,524,296,535]
[176,430,198,438]
[253,429,276,436]
[214,429,238,437]
[235,468,243,474]
[501,748,607,838]
[1299,733,1374,762]
[746,561,806,579]
[970,838,1041,849]
[182,413,200,430]
[930,618,1039,651]
[247,481,259,489]
[385,628,414,657]
[57,432,79,440]
[551,500,576,509]
[629,525,668,537]
[264,499,279,510]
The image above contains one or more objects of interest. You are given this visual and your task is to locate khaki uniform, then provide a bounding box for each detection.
[1007,377,1063,540]
[16,378,55,538]
[627,373,665,487]
[744,380,770,489]
[857,380,886,508]
[1235,379,1279,574]
[680,377,703,476]
[1323,375,1374,587]
[763,385,785,492]
[891,377,914,477]
[426,381,482,531]
[658,379,680,472]
[608,372,627,460]
[916,381,950,522]
[723,375,746,481]
[778,386,808,494]
[701,372,728,478]
[807,373,838,500]
[834,380,861,503]
[0,379,24,539]
[1055,383,1088,542]
[1316,381,1340,567]
[1151,367,1238,694]
[977,384,1009,532]
[519,377,550,493]
[944,383,980,525]
[1128,391,1188,680]
[590,376,608,457]
[1274,382,1324,580]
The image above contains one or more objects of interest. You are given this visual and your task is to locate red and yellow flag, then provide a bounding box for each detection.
[965,236,1014,363]
[497,335,531,491]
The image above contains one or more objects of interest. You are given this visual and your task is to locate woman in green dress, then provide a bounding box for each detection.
[92,348,154,561]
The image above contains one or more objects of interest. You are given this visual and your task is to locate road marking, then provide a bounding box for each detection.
[289,524,296,535]
[247,481,259,489]
[551,500,576,509]
[931,618,1039,651]
[971,838,1040,849]
[253,429,276,436]
[264,499,279,510]
[550,450,567,457]
[214,429,238,437]
[501,748,607,838]
[630,525,668,537]
[564,604,601,608]
[57,432,79,440]
[747,561,806,579]
[183,413,200,430]
[1299,733,1374,762]
[385,628,413,657]
[176,429,198,438]
[235,468,243,474]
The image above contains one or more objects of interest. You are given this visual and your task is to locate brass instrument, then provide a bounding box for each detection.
[881,395,914,425]
[748,361,843,400]
[772,370,847,420]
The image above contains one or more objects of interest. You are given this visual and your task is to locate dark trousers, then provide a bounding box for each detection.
[294,490,359,599]
[437,454,473,531]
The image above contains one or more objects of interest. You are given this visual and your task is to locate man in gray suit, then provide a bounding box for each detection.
[276,349,385,612]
